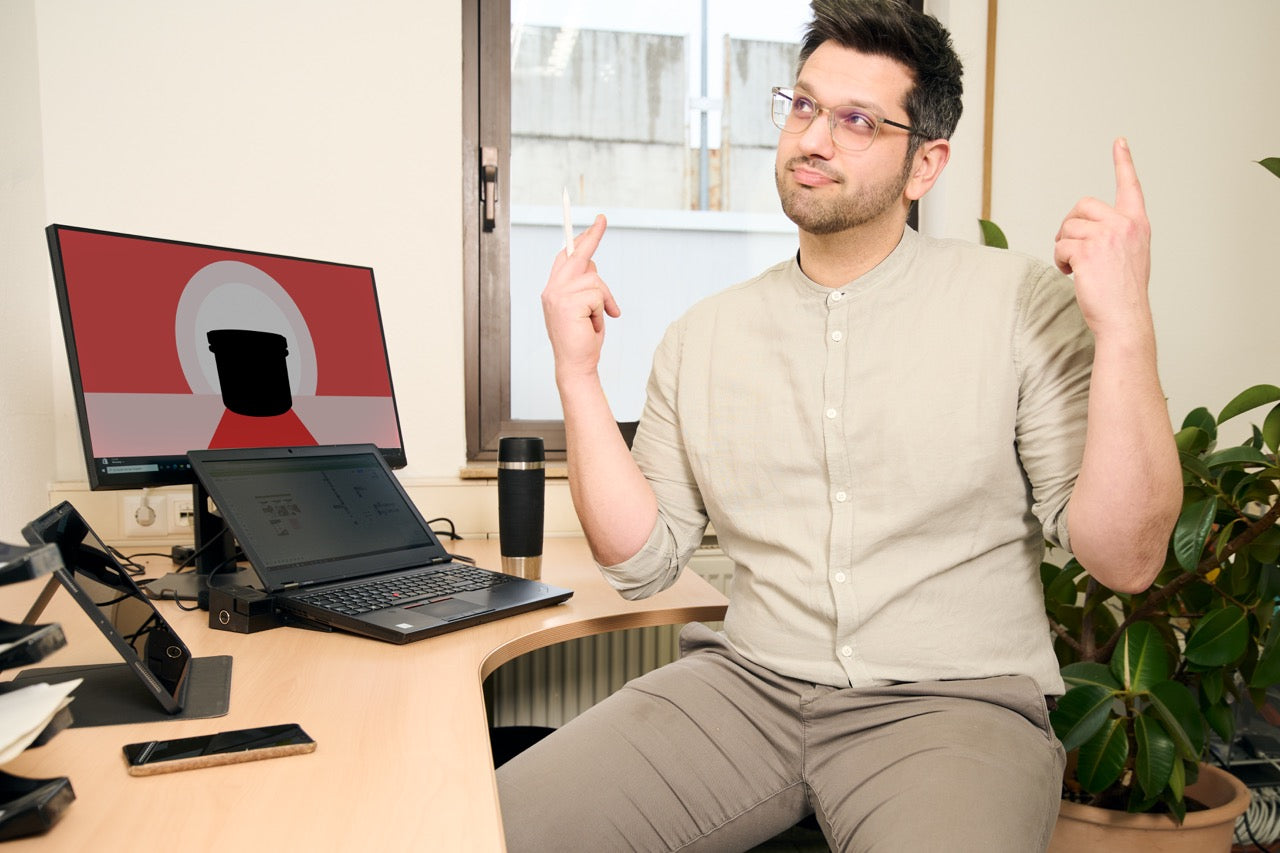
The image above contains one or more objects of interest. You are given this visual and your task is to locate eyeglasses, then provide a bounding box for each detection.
[771,86,920,152]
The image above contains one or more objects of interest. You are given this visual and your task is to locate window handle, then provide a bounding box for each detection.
[481,146,498,232]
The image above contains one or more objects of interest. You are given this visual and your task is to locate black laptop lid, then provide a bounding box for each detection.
[187,444,450,591]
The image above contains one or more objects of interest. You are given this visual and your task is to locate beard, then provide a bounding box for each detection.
[775,154,914,235]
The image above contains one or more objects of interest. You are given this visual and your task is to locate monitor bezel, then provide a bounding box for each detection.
[45,223,408,490]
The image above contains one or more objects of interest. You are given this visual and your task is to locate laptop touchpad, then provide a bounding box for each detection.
[410,597,492,622]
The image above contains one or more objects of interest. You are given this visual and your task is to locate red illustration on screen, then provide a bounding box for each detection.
[56,229,400,459]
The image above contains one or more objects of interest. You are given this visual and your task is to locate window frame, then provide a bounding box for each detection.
[462,0,920,462]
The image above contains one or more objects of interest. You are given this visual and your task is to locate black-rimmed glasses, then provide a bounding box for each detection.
[771,86,920,151]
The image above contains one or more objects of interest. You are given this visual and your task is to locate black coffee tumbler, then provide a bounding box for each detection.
[498,436,545,579]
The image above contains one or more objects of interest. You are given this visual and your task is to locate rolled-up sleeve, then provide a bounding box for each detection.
[1013,267,1094,553]
[598,319,709,599]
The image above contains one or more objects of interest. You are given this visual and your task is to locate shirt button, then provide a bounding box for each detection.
[840,645,853,658]
[830,291,844,302]
[825,408,837,419]
[831,330,844,342]
[834,491,847,502]
[834,572,847,583]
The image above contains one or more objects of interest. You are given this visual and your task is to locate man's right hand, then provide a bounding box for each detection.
[539,213,656,567]
[541,214,619,383]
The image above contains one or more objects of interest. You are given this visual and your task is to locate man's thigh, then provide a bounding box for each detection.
[805,675,1065,853]
[497,624,810,852]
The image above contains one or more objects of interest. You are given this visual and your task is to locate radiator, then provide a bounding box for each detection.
[484,546,734,728]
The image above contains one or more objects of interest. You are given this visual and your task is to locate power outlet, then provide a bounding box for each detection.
[123,494,169,538]
[171,497,195,529]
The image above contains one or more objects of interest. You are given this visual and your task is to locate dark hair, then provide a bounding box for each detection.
[799,0,963,148]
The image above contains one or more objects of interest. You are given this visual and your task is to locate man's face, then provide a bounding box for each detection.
[775,42,917,236]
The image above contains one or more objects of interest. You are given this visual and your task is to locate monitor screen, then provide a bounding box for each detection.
[46,224,406,489]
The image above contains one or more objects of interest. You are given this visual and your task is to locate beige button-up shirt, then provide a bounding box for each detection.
[603,228,1092,696]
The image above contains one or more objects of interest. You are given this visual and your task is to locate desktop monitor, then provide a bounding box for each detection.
[45,224,407,490]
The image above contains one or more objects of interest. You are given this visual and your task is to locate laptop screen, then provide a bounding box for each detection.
[189,445,449,589]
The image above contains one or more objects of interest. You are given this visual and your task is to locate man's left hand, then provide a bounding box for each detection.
[1053,137,1153,338]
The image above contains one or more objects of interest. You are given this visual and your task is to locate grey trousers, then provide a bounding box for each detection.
[497,623,1065,852]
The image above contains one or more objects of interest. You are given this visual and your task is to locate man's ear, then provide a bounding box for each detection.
[905,138,951,201]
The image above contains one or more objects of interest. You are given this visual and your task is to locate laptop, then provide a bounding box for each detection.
[17,501,232,725]
[186,444,573,644]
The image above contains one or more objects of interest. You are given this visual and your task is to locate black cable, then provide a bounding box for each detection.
[108,544,148,576]
[160,554,242,612]
[427,517,462,540]
[148,534,229,576]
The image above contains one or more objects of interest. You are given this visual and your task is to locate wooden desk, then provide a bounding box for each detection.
[0,538,727,851]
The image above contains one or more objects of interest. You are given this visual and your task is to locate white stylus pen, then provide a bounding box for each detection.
[562,186,574,257]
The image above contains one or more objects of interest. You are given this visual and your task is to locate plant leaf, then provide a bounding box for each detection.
[1172,494,1213,568]
[1253,527,1280,565]
[1179,450,1214,483]
[1184,606,1250,667]
[1110,622,1169,690]
[1168,758,1187,807]
[1219,384,1280,424]
[1051,683,1116,752]
[1076,717,1129,794]
[1204,445,1274,469]
[1205,700,1235,744]
[1061,661,1121,691]
[1250,611,1280,688]
[1147,681,1205,760]
[1173,497,1217,571]
[1200,668,1225,705]
[978,219,1008,249]
[1181,406,1217,435]
[1044,562,1083,606]
[1260,157,1280,180]
[1135,713,1177,798]
[1264,403,1280,457]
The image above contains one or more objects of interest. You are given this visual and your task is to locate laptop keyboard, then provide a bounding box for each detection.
[295,565,516,616]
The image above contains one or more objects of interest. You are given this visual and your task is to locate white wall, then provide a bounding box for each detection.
[0,0,466,541]
[0,0,55,541]
[1,1,1277,541]
[987,2,1280,429]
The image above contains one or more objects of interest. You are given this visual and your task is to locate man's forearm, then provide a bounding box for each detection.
[1066,329,1182,593]
[558,371,659,567]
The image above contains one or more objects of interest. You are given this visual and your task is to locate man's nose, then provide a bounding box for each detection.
[797,112,834,158]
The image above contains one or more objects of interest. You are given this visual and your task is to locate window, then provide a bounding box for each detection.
[463,0,918,462]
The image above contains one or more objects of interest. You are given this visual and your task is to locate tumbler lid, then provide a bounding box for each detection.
[498,436,545,465]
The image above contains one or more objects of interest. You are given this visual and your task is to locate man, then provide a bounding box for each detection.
[499,1,1181,850]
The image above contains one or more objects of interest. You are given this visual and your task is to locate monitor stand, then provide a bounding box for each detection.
[144,481,256,609]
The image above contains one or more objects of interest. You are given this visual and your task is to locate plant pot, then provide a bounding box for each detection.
[1047,763,1250,852]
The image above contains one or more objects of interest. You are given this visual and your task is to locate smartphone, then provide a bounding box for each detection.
[122,723,316,776]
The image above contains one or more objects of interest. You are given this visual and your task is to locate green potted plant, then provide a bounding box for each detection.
[1042,379,1278,798]
[994,158,1280,847]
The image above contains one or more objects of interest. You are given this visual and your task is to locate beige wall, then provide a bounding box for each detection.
[1,1,1278,541]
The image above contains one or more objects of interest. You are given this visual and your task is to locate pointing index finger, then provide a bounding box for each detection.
[571,213,608,261]
[1113,137,1146,218]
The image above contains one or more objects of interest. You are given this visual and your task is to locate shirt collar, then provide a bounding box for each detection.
[789,226,920,298]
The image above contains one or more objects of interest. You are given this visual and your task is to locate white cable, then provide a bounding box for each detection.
[1237,785,1280,845]
[135,487,157,527]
